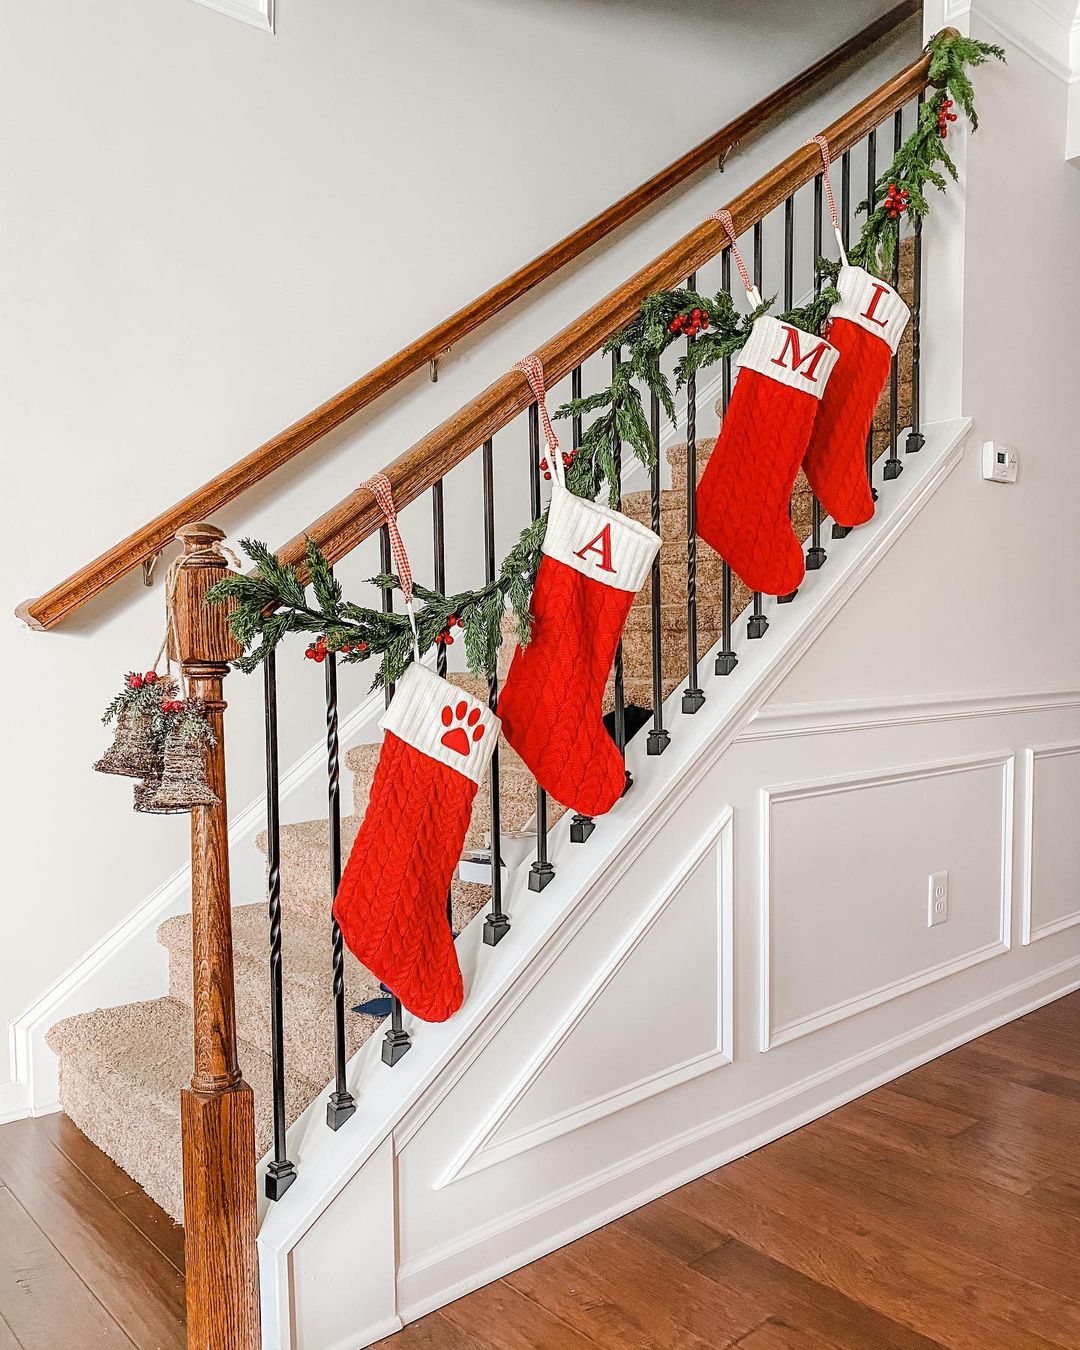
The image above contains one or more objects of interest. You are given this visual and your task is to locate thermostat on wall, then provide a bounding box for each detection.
[982,441,1018,483]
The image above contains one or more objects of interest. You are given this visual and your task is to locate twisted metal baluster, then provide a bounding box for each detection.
[432,479,454,932]
[611,347,631,795]
[379,525,411,1066]
[482,437,510,942]
[806,171,827,572]
[527,403,555,892]
[906,93,925,456]
[263,650,297,1197]
[648,386,673,745]
[568,364,597,843]
[747,221,769,639]
[883,109,904,482]
[325,638,356,1127]
[682,270,705,713]
[715,249,738,677]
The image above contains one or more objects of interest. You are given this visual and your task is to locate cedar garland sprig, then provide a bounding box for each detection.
[849,34,1004,276]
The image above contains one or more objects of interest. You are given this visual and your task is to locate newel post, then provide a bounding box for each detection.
[173,523,261,1350]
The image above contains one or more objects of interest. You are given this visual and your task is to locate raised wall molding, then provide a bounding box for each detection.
[436,815,734,1189]
[742,689,1080,741]
[759,752,1014,1050]
[190,0,274,32]
[1022,741,1080,944]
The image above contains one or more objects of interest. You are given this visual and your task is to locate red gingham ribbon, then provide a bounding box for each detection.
[710,210,760,304]
[806,134,848,265]
[365,473,413,607]
[513,355,564,486]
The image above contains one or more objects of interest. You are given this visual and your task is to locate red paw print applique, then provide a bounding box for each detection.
[440,701,485,756]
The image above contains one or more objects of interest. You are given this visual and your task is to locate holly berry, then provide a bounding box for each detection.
[126,673,144,690]
[937,96,958,139]
[304,637,328,663]
[883,182,910,220]
[161,699,184,714]
[143,671,159,684]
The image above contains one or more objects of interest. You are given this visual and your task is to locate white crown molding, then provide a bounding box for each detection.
[190,0,274,33]
[947,0,1080,82]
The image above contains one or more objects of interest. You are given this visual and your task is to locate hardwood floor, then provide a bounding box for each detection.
[0,1112,184,1349]
[1,991,1077,1348]
[375,991,1080,1350]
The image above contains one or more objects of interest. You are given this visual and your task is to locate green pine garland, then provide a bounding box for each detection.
[209,31,1001,689]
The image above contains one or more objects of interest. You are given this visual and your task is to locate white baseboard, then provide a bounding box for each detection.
[396,954,1080,1329]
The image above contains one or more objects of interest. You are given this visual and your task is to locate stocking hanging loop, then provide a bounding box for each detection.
[513,355,565,488]
[806,134,849,267]
[710,210,763,309]
[365,472,421,662]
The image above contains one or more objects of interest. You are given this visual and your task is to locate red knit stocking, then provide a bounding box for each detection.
[802,267,910,527]
[333,651,498,1021]
[695,315,838,595]
[498,483,659,816]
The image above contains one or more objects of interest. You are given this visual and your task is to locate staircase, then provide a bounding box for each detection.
[46,244,914,1227]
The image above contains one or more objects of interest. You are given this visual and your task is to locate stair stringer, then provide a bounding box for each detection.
[257,417,971,1350]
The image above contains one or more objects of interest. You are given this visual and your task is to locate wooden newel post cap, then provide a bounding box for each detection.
[171,522,241,666]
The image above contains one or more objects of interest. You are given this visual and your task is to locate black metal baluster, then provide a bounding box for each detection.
[431,480,454,933]
[681,271,705,713]
[324,639,357,1127]
[806,173,827,572]
[715,250,738,675]
[833,151,855,539]
[906,93,925,456]
[646,388,673,743]
[777,194,799,605]
[865,127,878,501]
[611,348,632,794]
[481,438,511,942]
[527,403,555,891]
[568,367,597,843]
[379,525,411,1066]
[263,651,297,1198]
[883,109,904,482]
[747,221,769,638]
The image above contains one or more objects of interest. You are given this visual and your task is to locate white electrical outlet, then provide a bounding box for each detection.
[928,871,949,927]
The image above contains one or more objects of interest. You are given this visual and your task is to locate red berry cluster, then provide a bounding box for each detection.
[126,670,160,690]
[937,97,958,139]
[883,183,910,219]
[669,308,709,337]
[435,614,460,646]
[304,636,368,662]
[539,450,575,483]
[161,699,185,714]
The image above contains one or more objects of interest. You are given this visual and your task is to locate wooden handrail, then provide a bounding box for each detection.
[16,0,918,632]
[277,39,942,577]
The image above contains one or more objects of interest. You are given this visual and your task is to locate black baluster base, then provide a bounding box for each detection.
[622,769,634,797]
[871,485,879,501]
[265,1159,297,1201]
[905,430,925,454]
[715,651,738,676]
[529,859,555,892]
[681,688,705,714]
[483,910,511,945]
[326,1090,357,1131]
[777,589,798,605]
[570,814,595,843]
[882,458,903,481]
[382,1026,412,1066]
[805,546,827,571]
[648,726,672,752]
[747,613,769,639]
[831,522,853,539]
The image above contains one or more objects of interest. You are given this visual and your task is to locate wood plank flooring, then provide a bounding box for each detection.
[1,991,1077,1348]
[375,991,1080,1349]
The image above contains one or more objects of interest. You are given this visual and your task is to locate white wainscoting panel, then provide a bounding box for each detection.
[441,820,732,1185]
[1023,742,1080,944]
[761,753,1013,1049]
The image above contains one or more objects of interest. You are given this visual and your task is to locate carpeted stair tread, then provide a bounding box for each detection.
[46,997,320,1224]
